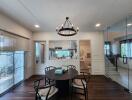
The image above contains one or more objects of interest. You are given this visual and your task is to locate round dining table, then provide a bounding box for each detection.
[45,68,78,96]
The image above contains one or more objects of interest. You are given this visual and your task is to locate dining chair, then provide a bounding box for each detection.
[71,72,90,100]
[45,66,56,85]
[34,78,58,100]
[66,65,77,99]
[67,65,76,70]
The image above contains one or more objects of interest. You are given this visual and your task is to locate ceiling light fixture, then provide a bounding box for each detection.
[56,17,79,36]
[95,23,101,27]
[34,24,40,28]
[18,0,40,30]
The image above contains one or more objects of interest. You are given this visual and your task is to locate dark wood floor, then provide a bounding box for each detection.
[0,75,132,100]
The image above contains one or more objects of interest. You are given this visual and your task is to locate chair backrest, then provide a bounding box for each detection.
[33,79,52,100]
[67,65,76,70]
[45,66,56,72]
[45,66,55,85]
[80,72,90,83]
[34,79,41,100]
[77,72,90,91]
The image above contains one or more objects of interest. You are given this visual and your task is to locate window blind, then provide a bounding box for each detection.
[0,30,29,51]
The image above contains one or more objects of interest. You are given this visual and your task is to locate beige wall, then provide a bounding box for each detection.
[33,32,105,75]
[0,13,33,79]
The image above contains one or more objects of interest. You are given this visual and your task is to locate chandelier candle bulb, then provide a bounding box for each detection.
[95,23,101,27]
[56,27,58,31]
[77,27,79,31]
[34,24,40,28]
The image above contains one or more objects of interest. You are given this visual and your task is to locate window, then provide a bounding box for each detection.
[120,40,132,57]
[104,42,111,56]
[35,42,45,64]
[35,42,40,64]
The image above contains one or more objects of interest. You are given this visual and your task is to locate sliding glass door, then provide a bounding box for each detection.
[14,51,24,84]
[0,52,14,94]
[0,32,25,94]
[0,51,25,94]
[0,33,14,94]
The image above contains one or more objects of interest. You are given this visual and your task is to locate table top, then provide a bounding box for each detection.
[45,68,78,81]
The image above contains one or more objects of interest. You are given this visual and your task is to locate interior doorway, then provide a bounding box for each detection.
[79,40,91,73]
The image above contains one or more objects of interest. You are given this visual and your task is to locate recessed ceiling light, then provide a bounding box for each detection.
[95,23,101,27]
[34,24,40,28]
[127,23,132,27]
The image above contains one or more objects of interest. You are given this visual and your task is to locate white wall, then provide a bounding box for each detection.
[0,13,33,79]
[33,32,105,75]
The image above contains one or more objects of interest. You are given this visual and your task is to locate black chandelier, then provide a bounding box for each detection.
[56,17,79,36]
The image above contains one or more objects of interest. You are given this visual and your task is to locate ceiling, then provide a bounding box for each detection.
[0,0,132,32]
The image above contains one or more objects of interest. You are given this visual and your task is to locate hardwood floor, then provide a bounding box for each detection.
[0,75,132,100]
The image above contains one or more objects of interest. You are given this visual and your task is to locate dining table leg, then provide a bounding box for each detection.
[56,80,70,97]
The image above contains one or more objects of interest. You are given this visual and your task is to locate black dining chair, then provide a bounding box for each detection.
[67,65,76,70]
[34,78,58,100]
[66,65,77,100]
[45,66,56,85]
[71,72,90,100]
